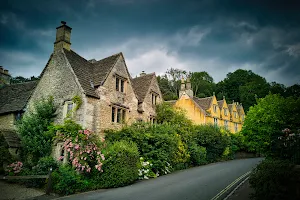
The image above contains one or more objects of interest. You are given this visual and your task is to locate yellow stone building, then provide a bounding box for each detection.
[169,78,245,133]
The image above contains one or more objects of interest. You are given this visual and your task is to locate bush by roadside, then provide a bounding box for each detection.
[249,159,300,200]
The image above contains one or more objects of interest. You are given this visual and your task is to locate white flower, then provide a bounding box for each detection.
[144,175,149,179]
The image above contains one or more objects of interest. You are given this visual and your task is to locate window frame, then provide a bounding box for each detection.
[213,104,217,113]
[111,106,127,124]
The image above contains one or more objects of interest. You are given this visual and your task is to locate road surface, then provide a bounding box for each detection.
[56,158,262,200]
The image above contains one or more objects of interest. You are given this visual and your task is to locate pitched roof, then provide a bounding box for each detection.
[63,50,122,98]
[217,100,224,109]
[63,49,98,98]
[192,96,213,110]
[132,73,155,102]
[228,104,233,112]
[0,81,37,115]
[92,53,121,86]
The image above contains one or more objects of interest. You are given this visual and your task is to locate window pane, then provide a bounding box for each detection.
[67,103,73,113]
[121,80,124,92]
[117,108,122,123]
[116,78,119,91]
[122,109,126,123]
[111,107,115,122]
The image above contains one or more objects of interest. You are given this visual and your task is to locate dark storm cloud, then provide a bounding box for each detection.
[0,0,299,85]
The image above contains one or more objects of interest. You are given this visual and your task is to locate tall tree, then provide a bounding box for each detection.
[190,71,216,98]
[216,69,270,111]
[285,84,300,98]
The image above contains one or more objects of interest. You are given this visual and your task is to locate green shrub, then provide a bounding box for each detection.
[249,159,300,200]
[21,156,58,188]
[17,97,56,166]
[106,123,182,174]
[93,140,139,188]
[52,165,89,195]
[192,125,230,162]
[189,142,207,166]
[0,134,15,174]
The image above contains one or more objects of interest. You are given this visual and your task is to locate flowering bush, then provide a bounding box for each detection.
[138,157,156,179]
[57,128,105,173]
[6,161,23,175]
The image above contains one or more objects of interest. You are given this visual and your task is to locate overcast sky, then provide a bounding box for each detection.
[1,0,300,86]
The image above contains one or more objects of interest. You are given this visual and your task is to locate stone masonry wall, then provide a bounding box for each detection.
[0,114,15,131]
[95,56,139,134]
[27,50,86,127]
[139,75,163,121]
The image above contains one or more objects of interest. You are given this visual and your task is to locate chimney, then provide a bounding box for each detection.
[140,71,146,76]
[0,66,11,85]
[54,21,72,51]
[185,77,193,98]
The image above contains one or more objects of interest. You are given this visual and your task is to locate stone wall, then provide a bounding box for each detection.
[0,113,15,130]
[27,50,86,127]
[95,56,139,134]
[139,75,163,121]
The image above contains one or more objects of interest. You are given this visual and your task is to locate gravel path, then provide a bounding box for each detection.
[0,180,45,200]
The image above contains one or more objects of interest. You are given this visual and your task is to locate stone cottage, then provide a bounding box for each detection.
[0,79,37,156]
[26,21,163,137]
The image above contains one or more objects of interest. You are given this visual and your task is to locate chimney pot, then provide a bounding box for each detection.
[61,21,67,25]
[4,69,8,74]
[140,71,146,76]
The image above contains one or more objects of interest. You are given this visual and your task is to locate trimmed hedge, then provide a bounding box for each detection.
[93,140,139,188]
[188,142,207,166]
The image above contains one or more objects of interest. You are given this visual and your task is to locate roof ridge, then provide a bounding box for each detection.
[132,72,155,80]
[96,52,122,63]
[4,80,38,87]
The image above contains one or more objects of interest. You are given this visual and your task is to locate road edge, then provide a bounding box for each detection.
[210,171,251,200]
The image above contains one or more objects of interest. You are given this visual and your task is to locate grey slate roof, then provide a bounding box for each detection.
[192,96,213,110]
[92,53,121,86]
[0,81,37,115]
[63,49,121,98]
[217,100,224,109]
[131,73,155,102]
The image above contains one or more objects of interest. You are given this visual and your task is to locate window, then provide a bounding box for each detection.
[234,111,237,118]
[224,120,229,129]
[116,77,126,93]
[152,93,158,105]
[111,106,126,123]
[234,123,238,132]
[241,114,245,121]
[63,101,74,118]
[116,77,119,91]
[150,116,156,124]
[213,105,217,113]
[214,118,218,126]
[224,108,228,116]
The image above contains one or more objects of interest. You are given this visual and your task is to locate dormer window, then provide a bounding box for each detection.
[213,105,217,113]
[233,111,237,118]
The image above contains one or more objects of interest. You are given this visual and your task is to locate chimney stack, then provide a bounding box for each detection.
[0,66,11,85]
[54,21,72,51]
[140,71,146,77]
[0,66,3,73]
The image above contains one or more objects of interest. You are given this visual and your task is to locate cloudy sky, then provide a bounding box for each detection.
[1,0,300,86]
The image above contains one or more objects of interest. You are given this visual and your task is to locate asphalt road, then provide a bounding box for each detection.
[56,158,263,200]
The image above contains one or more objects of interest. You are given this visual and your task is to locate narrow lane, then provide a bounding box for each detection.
[56,158,263,200]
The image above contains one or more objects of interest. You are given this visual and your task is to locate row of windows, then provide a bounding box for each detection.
[212,104,243,120]
[214,118,239,132]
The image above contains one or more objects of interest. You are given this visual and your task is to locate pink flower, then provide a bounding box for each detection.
[101,154,105,161]
[74,144,80,150]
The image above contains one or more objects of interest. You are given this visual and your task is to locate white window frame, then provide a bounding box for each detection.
[63,101,75,119]
[214,118,218,126]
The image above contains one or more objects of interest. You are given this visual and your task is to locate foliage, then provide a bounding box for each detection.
[188,142,207,166]
[52,165,90,195]
[230,133,248,153]
[17,97,57,166]
[156,102,193,127]
[53,120,105,173]
[192,125,230,162]
[92,140,139,188]
[190,71,216,98]
[105,123,179,174]
[138,157,156,179]
[5,161,23,175]
[0,134,15,174]
[249,159,300,200]
[10,76,40,84]
[72,95,82,111]
[216,69,270,112]
[242,94,286,154]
